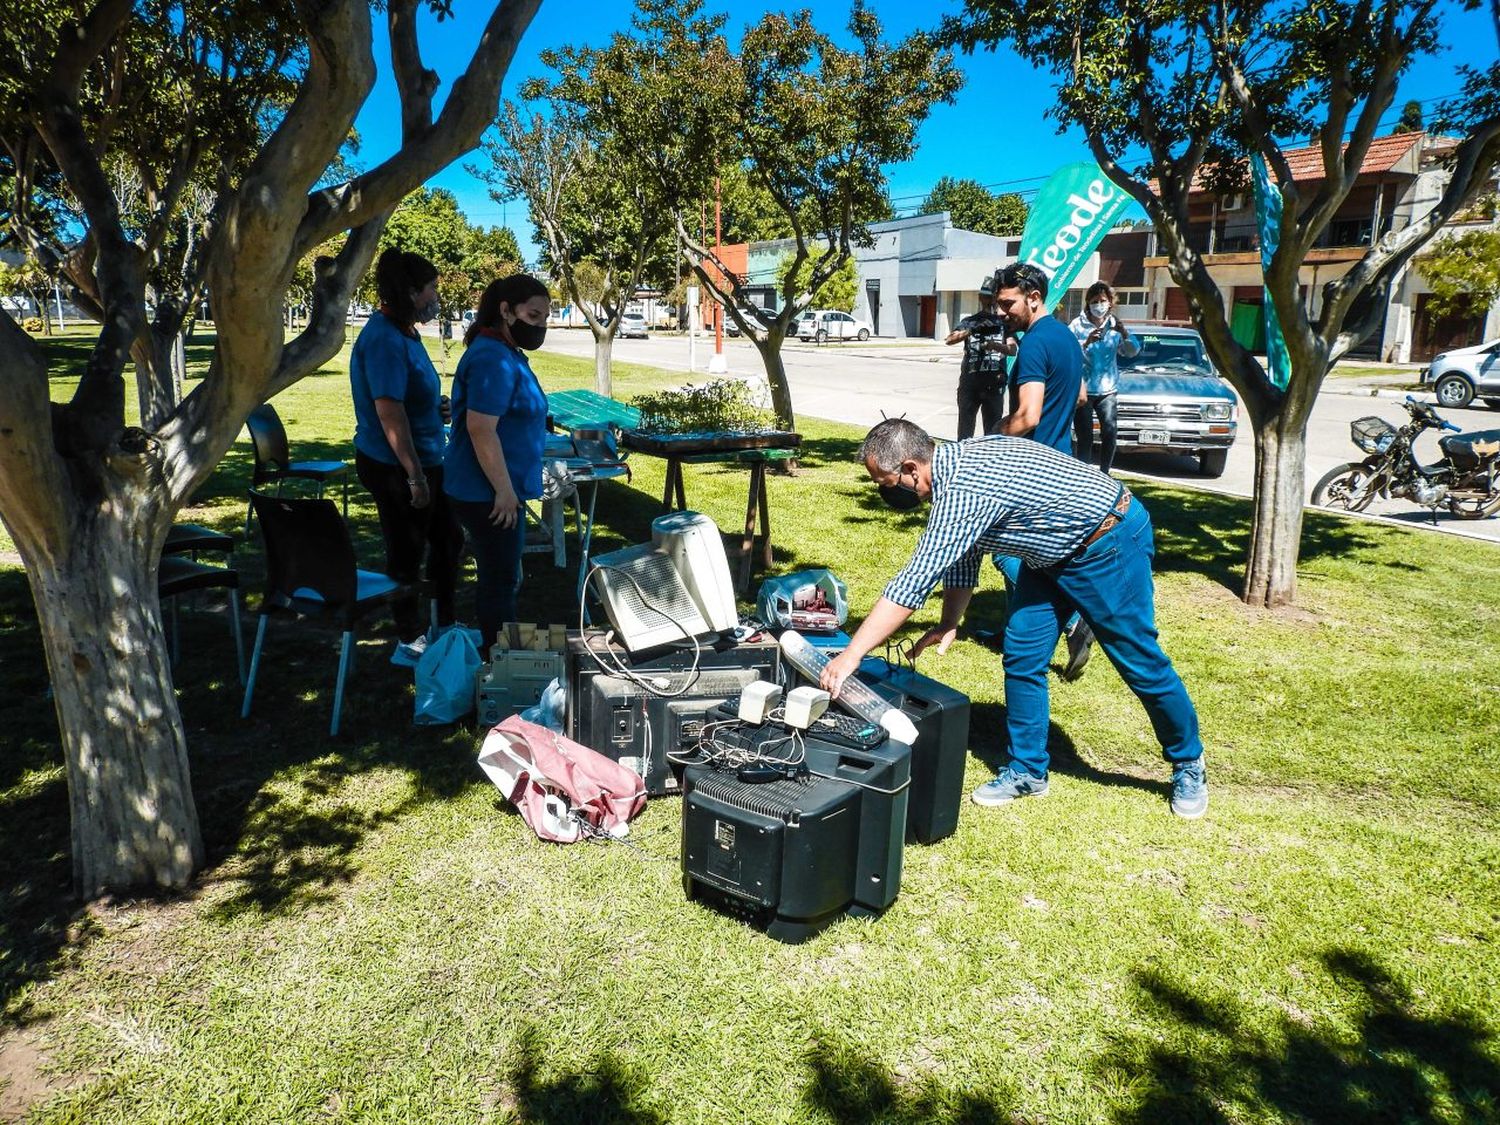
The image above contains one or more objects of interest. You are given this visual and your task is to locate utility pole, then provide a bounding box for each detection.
[709,174,727,374]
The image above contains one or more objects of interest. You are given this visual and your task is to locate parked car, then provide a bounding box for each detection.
[618,311,649,339]
[1109,325,1239,477]
[797,309,872,343]
[1421,338,1500,410]
[724,305,770,337]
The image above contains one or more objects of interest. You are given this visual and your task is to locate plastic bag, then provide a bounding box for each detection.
[476,715,647,842]
[756,569,849,633]
[519,677,566,732]
[414,627,482,725]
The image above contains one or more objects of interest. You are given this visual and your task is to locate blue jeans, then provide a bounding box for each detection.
[1002,500,1202,778]
[452,500,526,651]
[994,554,1079,636]
[1073,392,1119,474]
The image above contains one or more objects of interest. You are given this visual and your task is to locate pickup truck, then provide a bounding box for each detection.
[1108,324,1239,477]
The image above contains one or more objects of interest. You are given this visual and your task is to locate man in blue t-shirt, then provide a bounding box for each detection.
[992,261,1095,679]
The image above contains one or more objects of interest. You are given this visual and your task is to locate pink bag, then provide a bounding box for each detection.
[476,715,647,843]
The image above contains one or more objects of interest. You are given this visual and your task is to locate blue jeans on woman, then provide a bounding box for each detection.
[452,499,526,651]
[1001,499,1201,778]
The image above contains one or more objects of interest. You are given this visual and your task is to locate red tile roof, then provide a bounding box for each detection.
[1159,132,1427,195]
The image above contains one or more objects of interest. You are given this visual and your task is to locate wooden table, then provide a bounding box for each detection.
[620,430,801,595]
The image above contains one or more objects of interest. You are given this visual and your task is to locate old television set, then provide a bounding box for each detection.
[589,511,738,653]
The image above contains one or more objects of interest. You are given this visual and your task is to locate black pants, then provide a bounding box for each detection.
[1073,392,1119,474]
[355,451,463,642]
[451,499,527,653]
[957,371,1005,440]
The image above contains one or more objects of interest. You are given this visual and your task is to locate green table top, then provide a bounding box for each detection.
[546,388,641,432]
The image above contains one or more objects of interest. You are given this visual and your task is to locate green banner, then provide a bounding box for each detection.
[1017,162,1133,312]
[1250,154,1291,389]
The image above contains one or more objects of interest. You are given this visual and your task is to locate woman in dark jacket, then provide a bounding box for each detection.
[350,248,464,667]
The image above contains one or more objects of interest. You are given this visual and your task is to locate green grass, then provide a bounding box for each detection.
[1,330,1498,1122]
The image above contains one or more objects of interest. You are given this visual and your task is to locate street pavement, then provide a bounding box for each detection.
[536,327,1500,547]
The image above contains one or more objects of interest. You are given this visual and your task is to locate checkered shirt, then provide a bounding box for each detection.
[882,436,1125,609]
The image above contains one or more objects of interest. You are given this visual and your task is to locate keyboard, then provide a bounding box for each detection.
[716,696,889,750]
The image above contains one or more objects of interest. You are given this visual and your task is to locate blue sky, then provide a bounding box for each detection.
[350,1,1498,252]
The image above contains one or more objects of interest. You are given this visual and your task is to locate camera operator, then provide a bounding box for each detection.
[945,274,1017,439]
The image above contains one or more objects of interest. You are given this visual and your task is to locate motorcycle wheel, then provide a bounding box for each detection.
[1311,462,1381,511]
[1447,491,1500,519]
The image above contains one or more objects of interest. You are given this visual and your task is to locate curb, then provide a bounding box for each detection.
[1322,384,1436,404]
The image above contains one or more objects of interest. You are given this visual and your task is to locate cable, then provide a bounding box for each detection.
[577,563,705,699]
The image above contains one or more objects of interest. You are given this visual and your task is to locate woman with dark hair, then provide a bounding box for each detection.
[444,273,552,650]
[350,247,465,667]
[1068,280,1139,475]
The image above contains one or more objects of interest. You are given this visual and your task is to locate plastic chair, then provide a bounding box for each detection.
[164,522,235,557]
[244,403,349,532]
[159,555,246,685]
[240,491,409,736]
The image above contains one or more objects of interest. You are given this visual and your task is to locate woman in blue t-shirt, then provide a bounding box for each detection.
[350,248,464,667]
[444,274,551,650]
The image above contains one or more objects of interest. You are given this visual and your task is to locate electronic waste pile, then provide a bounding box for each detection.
[475,510,972,944]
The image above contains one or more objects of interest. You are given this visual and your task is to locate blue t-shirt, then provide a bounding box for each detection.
[1012,314,1084,455]
[350,312,445,467]
[443,336,549,503]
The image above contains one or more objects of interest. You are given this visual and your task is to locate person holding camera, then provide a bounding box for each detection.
[944,274,1016,440]
[1069,282,1139,475]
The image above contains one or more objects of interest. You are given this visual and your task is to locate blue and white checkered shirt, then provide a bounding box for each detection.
[883,436,1125,609]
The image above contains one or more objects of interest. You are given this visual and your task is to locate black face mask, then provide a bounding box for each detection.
[878,478,922,511]
[509,320,547,351]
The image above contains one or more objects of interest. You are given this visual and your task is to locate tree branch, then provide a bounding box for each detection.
[295,0,543,255]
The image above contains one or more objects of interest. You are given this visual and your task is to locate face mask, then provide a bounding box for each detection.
[417,297,440,323]
[509,319,547,351]
[878,474,922,511]
[1089,302,1110,318]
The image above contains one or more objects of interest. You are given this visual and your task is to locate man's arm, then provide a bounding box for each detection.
[819,597,914,697]
[1001,381,1043,435]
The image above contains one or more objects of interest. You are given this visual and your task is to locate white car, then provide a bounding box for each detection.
[618,311,649,339]
[1422,338,1500,410]
[797,309,873,343]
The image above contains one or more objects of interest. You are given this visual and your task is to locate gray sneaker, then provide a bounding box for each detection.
[971,766,1049,807]
[1170,759,1208,819]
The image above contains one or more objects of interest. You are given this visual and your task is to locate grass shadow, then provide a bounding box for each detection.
[967,701,1162,796]
[505,1024,665,1124]
[802,1033,1020,1124]
[1105,947,1500,1123]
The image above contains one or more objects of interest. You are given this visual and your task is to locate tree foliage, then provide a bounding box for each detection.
[776,250,858,311]
[944,0,1500,608]
[1417,227,1500,318]
[0,0,540,897]
[919,176,1028,236]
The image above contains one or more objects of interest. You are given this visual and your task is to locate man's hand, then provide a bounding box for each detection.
[910,625,958,658]
[820,650,862,699]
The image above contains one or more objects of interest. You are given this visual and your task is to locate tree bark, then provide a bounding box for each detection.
[593,328,613,398]
[1242,412,1308,608]
[752,329,795,430]
[25,501,204,897]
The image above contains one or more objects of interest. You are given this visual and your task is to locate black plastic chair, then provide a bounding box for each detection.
[240,491,408,736]
[244,403,349,532]
[164,522,235,558]
[159,555,246,685]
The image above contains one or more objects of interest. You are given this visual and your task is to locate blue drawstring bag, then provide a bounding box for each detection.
[414,628,482,725]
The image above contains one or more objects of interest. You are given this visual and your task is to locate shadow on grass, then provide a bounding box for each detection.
[1106,948,1500,1123]
[506,1025,665,1124]
[803,1035,1019,1123]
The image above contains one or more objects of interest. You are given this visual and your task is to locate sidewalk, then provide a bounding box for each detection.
[1321,369,1433,403]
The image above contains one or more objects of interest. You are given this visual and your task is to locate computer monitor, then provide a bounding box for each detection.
[590,512,737,653]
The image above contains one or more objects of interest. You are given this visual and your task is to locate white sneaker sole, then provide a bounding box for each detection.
[971,785,1049,807]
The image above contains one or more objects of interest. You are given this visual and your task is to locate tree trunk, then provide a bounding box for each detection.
[593,328,613,398]
[1242,412,1308,608]
[27,517,205,897]
[752,331,796,430]
[134,328,186,432]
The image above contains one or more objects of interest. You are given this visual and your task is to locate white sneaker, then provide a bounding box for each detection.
[391,634,429,668]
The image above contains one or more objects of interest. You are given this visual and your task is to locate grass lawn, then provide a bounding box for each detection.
[1,328,1498,1122]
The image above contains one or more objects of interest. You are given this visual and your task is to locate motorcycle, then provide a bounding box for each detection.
[1311,397,1500,521]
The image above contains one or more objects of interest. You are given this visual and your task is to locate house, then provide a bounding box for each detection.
[1141,132,1500,362]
